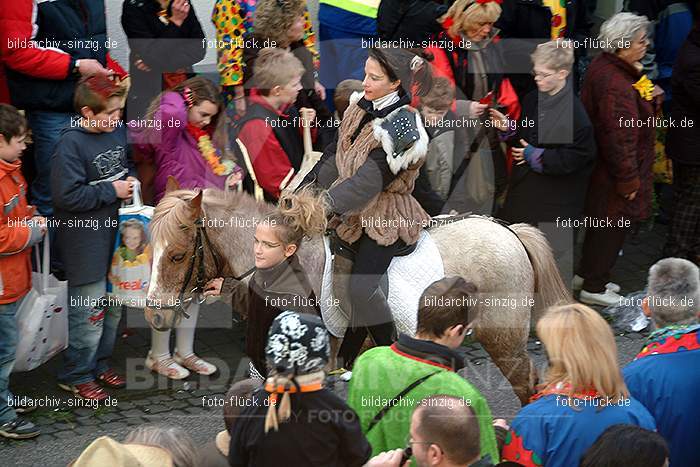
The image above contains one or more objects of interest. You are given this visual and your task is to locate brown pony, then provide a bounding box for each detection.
[145,179,571,404]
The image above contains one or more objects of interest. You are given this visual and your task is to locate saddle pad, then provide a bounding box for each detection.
[320,231,445,338]
[321,235,348,337]
[387,230,445,335]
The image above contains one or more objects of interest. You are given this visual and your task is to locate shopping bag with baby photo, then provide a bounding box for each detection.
[107,181,154,308]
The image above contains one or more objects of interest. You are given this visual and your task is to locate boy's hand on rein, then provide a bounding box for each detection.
[203,278,224,297]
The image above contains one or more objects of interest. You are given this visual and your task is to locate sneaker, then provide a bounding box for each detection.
[58,381,108,401]
[579,289,623,307]
[96,369,126,389]
[145,352,190,380]
[327,367,350,376]
[572,275,621,293]
[173,351,217,376]
[0,418,40,440]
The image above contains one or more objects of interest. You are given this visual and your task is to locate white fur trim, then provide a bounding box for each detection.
[372,106,429,175]
[349,91,365,108]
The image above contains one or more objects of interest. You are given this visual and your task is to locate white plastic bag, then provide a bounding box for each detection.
[13,235,69,372]
[107,181,154,308]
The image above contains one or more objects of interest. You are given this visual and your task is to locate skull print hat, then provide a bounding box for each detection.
[263,311,330,433]
[265,310,330,376]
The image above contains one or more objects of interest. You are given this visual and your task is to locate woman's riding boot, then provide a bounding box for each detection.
[366,321,397,347]
[338,326,368,369]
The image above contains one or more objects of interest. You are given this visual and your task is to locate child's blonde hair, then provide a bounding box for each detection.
[252,48,305,96]
[531,40,575,72]
[261,186,328,248]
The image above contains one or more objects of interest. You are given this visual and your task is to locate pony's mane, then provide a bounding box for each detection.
[150,189,270,248]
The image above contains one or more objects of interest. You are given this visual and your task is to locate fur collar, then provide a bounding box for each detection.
[347,91,429,175]
[372,106,429,175]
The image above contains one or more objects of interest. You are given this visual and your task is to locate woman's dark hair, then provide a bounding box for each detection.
[367,47,433,97]
[143,76,231,161]
[580,425,669,467]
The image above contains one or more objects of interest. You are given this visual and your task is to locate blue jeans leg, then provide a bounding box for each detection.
[26,111,75,217]
[58,280,107,386]
[93,305,123,376]
[0,297,22,424]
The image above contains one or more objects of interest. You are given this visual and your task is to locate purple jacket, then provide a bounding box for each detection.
[131,91,226,202]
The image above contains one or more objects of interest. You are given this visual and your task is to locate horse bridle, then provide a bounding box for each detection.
[147,216,255,324]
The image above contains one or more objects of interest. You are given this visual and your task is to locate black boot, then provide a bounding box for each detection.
[366,321,397,346]
[338,327,368,370]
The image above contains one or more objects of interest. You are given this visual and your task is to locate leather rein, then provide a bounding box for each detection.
[147,216,255,320]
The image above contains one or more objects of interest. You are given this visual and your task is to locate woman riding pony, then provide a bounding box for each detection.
[304,47,433,369]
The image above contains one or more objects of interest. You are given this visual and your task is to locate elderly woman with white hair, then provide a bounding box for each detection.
[624,257,700,467]
[575,12,663,307]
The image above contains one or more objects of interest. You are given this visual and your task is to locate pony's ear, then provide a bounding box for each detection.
[190,190,203,218]
[165,176,181,193]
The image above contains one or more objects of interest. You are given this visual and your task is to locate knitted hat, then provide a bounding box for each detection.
[265,311,330,375]
[263,311,329,433]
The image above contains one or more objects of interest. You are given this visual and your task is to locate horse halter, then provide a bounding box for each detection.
[147,216,254,331]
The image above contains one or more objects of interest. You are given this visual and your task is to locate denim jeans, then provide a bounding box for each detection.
[26,111,74,217]
[94,305,122,376]
[0,296,24,424]
[58,280,121,385]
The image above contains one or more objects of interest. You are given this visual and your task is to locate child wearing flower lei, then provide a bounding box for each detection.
[182,86,241,179]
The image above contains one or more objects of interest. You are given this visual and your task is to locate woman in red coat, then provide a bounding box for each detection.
[424,0,520,215]
[576,12,663,306]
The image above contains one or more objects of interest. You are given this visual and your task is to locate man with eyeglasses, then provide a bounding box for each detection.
[365,394,495,467]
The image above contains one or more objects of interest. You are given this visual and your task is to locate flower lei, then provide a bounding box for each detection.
[158,9,170,25]
[186,124,236,176]
[633,75,654,101]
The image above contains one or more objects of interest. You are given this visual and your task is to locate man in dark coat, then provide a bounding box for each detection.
[121,0,207,120]
[663,19,700,263]
[377,0,450,42]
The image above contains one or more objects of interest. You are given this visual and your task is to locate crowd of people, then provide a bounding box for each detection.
[0,0,699,466]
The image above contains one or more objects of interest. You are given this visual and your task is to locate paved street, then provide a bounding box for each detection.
[1,222,667,466]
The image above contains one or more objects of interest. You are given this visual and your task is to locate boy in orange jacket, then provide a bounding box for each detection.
[0,104,46,439]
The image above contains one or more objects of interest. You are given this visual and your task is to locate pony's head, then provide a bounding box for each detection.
[145,177,223,330]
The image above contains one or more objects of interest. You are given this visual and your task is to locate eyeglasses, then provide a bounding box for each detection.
[531,70,558,79]
[403,434,443,461]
